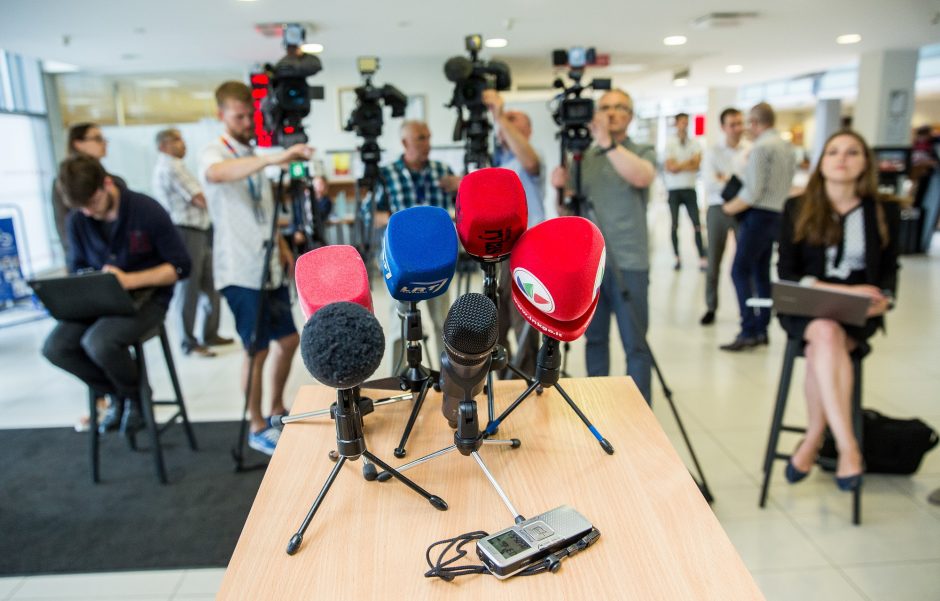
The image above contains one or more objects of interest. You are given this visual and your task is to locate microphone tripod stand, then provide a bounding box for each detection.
[562,147,714,502]
[376,396,525,524]
[478,260,541,432]
[363,301,441,458]
[286,386,449,556]
[485,334,614,455]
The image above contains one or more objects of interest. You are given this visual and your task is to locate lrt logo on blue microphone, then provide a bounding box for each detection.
[400,279,449,295]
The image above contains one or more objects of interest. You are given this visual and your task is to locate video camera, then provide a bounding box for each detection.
[260,24,325,148]
[444,34,512,170]
[345,57,407,186]
[550,47,610,154]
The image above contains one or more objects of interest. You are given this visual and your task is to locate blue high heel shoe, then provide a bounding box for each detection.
[784,460,810,484]
[835,473,862,492]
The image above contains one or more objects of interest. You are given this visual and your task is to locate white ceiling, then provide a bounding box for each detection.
[1,0,938,92]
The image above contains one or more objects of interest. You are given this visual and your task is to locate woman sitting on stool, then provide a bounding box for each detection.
[777,130,900,491]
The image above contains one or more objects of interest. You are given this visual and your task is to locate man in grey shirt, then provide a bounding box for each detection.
[551,89,657,403]
[721,102,796,350]
[152,128,232,357]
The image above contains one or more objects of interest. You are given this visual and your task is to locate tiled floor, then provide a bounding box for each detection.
[1,203,938,600]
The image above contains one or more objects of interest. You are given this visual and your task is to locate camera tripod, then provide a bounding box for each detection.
[376,394,525,524]
[232,167,312,474]
[561,145,713,502]
[286,386,449,556]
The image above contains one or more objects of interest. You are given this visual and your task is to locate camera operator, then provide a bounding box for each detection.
[199,81,312,456]
[363,120,461,367]
[483,89,544,374]
[551,89,656,404]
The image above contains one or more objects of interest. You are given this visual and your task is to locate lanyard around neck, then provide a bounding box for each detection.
[219,136,261,202]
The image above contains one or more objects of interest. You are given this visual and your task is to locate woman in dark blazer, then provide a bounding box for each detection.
[777,130,900,491]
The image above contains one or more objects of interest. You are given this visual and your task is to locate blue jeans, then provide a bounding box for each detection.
[585,268,652,404]
[731,208,781,338]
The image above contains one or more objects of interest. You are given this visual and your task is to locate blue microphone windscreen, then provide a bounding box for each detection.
[382,206,458,302]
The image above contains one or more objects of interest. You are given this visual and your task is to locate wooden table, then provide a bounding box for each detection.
[218,377,764,600]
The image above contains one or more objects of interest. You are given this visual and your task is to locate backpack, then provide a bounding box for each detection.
[819,409,938,475]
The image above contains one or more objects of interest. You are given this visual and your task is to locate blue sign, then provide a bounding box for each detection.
[0,217,29,303]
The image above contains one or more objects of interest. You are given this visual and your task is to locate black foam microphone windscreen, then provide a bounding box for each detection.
[300,302,385,389]
[444,56,473,82]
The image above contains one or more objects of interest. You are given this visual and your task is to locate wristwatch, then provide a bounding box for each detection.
[603,141,619,153]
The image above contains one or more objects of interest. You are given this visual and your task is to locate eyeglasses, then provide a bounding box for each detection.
[597,104,633,114]
[83,135,107,143]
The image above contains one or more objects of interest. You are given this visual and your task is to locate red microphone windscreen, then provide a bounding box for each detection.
[455,167,528,261]
[510,217,606,342]
[295,245,372,318]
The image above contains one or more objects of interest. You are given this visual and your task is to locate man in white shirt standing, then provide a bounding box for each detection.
[663,112,705,271]
[700,108,749,326]
[199,81,312,455]
[152,128,233,357]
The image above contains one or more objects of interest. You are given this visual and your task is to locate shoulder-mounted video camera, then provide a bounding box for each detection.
[260,24,325,147]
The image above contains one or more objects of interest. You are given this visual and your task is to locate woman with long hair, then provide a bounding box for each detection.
[777,130,900,491]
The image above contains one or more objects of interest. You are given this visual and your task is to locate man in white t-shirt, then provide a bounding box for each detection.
[700,108,750,326]
[199,81,312,456]
[663,112,705,271]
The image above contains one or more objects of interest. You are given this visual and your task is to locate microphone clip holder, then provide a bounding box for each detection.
[286,386,449,556]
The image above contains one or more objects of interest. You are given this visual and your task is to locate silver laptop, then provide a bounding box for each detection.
[771,280,871,327]
[29,272,136,321]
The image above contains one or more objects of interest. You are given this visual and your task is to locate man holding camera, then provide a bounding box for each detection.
[483,89,544,374]
[199,81,312,456]
[551,89,657,404]
[367,120,461,368]
[43,155,191,435]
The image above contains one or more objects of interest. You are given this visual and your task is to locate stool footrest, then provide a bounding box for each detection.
[781,425,806,434]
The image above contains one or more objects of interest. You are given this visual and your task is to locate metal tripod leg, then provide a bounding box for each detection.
[485,379,540,436]
[471,451,524,523]
[279,393,412,426]
[394,378,433,458]
[554,383,614,455]
[362,450,448,511]
[375,439,520,481]
[287,456,346,555]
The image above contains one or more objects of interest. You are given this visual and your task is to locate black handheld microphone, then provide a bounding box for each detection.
[439,293,499,428]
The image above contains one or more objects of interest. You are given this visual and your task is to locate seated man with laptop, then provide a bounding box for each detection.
[41,155,191,435]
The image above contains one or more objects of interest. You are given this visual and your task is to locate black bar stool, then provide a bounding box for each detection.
[758,337,865,524]
[88,323,198,484]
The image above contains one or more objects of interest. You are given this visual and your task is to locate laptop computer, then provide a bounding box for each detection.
[29,272,137,321]
[771,280,871,327]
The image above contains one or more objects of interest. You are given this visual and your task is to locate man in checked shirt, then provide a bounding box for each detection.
[363,120,462,369]
[152,128,234,357]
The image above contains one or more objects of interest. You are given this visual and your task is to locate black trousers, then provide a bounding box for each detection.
[42,299,167,401]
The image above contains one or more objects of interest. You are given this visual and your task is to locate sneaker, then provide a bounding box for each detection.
[248,427,280,456]
[699,258,708,272]
[673,259,681,271]
[205,336,236,346]
[700,311,715,326]
[98,401,123,434]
